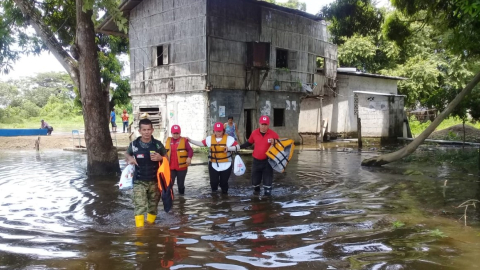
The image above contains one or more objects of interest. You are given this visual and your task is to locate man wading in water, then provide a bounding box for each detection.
[125,119,167,227]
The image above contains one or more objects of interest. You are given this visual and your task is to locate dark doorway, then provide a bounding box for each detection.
[244,109,254,140]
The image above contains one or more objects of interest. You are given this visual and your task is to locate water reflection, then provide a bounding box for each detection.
[0,149,479,269]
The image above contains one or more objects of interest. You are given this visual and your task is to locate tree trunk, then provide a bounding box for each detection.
[76,0,119,175]
[14,0,120,176]
[362,71,480,166]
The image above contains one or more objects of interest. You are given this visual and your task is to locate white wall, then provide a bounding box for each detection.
[321,74,401,135]
[166,93,208,142]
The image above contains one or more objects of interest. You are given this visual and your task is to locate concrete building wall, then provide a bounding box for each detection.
[257,92,302,141]
[166,93,209,141]
[298,98,322,133]
[208,90,301,142]
[131,94,167,141]
[320,74,403,137]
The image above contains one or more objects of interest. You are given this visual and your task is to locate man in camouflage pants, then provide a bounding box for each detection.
[125,119,167,227]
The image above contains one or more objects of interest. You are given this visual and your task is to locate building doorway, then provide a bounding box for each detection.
[244,109,254,140]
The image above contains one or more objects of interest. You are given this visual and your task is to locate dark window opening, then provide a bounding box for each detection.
[138,107,161,127]
[316,56,325,73]
[276,49,288,69]
[273,108,285,127]
[156,46,164,66]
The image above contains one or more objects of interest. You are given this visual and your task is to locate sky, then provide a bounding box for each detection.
[0,0,390,81]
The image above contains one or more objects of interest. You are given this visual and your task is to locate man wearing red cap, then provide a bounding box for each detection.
[228,115,278,196]
[188,122,239,194]
[165,125,193,195]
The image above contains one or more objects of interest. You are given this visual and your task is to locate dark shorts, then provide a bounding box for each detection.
[251,158,273,188]
[111,121,117,127]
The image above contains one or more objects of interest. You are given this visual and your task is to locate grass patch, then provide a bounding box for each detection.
[409,116,480,136]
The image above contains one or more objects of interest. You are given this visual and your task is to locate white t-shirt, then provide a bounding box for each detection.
[204,135,236,171]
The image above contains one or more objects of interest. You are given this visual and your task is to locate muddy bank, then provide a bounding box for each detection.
[0,132,133,150]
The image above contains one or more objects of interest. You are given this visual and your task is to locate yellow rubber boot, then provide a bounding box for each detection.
[146,213,156,224]
[135,215,144,227]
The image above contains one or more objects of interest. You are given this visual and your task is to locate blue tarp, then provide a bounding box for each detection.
[0,129,48,137]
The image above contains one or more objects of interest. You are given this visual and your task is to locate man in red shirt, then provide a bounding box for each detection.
[229,116,278,196]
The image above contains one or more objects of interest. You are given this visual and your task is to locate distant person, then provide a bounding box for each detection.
[224,115,240,142]
[121,109,129,133]
[165,125,193,195]
[228,116,278,196]
[40,120,53,135]
[110,108,117,133]
[188,122,239,194]
[125,118,168,227]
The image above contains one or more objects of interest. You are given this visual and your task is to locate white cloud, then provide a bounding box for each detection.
[0,52,65,81]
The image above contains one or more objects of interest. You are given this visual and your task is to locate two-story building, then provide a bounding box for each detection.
[99,0,337,142]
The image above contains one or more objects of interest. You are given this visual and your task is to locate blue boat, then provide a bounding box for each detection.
[0,129,48,137]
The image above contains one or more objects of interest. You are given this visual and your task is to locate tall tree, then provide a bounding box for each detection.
[319,0,384,45]
[362,0,480,166]
[1,0,127,175]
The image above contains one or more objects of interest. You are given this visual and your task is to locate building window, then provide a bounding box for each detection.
[273,108,285,127]
[276,49,288,68]
[152,44,169,67]
[316,56,325,73]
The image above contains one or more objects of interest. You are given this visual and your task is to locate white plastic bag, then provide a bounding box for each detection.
[233,155,246,176]
[119,164,135,190]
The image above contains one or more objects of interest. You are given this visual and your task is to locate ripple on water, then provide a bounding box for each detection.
[0,150,479,269]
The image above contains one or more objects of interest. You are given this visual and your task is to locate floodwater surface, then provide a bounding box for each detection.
[0,148,479,269]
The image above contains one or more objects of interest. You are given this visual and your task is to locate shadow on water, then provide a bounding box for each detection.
[0,149,479,269]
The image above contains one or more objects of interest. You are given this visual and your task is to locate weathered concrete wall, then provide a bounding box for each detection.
[208,89,301,142]
[298,98,322,133]
[131,94,167,141]
[207,0,337,92]
[129,0,207,95]
[321,74,403,137]
[166,93,209,141]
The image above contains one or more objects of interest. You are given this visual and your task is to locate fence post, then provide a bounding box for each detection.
[357,117,362,149]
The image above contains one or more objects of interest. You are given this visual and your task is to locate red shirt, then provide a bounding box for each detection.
[169,137,193,171]
[248,128,279,160]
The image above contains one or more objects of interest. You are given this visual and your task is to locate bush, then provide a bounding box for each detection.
[20,100,41,118]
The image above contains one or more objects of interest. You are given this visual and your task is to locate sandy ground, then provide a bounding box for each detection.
[0,131,134,150]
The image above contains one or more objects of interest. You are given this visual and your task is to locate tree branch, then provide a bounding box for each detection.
[13,0,80,87]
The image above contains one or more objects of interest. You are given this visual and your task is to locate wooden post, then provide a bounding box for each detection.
[357,117,362,149]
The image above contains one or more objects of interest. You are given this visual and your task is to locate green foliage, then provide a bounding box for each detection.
[429,229,447,238]
[0,0,130,104]
[382,12,412,47]
[390,0,480,56]
[320,0,384,45]
[392,221,405,229]
[0,82,19,106]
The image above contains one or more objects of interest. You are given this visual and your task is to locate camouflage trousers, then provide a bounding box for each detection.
[133,180,160,216]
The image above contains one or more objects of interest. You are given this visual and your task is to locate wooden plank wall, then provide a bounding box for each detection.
[207,0,337,92]
[129,0,208,95]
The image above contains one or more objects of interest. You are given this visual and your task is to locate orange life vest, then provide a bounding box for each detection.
[165,137,188,169]
[209,134,231,163]
[157,157,172,191]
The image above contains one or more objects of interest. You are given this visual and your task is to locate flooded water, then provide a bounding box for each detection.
[1,148,480,269]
